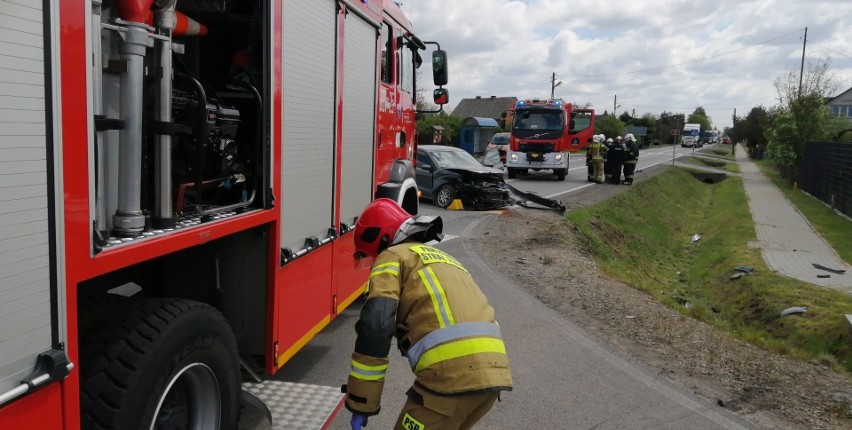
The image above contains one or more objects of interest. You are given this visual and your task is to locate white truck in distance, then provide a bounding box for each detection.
[682,123,701,148]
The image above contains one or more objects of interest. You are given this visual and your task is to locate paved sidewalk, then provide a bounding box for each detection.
[737,147,852,293]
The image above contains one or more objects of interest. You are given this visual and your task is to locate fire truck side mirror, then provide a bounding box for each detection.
[432,50,448,86]
[433,88,449,106]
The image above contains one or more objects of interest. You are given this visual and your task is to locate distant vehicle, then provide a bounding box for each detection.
[482,132,510,167]
[701,129,720,144]
[415,145,512,209]
[682,123,701,147]
[722,136,732,145]
[505,99,596,180]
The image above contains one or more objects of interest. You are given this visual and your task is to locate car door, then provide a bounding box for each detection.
[415,150,436,197]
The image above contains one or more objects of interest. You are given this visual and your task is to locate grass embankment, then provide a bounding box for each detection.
[697,146,736,161]
[755,160,852,265]
[566,168,852,372]
[683,156,740,173]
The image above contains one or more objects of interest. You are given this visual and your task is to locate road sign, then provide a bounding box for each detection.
[671,129,681,136]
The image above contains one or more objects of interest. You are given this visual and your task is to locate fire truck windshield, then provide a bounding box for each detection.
[513,110,563,131]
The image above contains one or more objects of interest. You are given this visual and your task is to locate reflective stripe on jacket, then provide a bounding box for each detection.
[345,242,512,415]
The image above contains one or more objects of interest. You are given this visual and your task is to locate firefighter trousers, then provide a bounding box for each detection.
[587,162,594,182]
[623,162,636,184]
[395,387,499,430]
[608,162,623,184]
[592,160,605,183]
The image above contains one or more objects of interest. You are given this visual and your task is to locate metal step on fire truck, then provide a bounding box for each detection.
[503,99,595,180]
[0,0,448,428]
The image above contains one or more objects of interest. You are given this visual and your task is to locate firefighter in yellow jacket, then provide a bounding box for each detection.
[344,198,512,430]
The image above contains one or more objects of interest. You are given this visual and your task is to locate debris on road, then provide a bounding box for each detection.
[733,266,754,274]
[506,183,566,213]
[780,307,807,317]
[812,263,846,275]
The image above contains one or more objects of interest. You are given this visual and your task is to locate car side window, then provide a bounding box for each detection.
[416,151,432,168]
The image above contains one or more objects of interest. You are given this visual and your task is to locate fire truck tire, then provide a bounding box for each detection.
[555,169,566,181]
[433,185,456,208]
[79,298,240,430]
[507,168,517,179]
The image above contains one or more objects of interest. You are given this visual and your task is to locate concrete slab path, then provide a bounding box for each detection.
[737,146,852,293]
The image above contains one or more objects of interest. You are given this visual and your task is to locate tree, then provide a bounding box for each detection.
[657,111,685,145]
[416,112,462,146]
[766,57,839,167]
[594,115,625,140]
[731,106,771,158]
[687,107,712,130]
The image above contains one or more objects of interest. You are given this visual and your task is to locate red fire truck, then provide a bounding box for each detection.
[505,99,595,180]
[0,0,448,428]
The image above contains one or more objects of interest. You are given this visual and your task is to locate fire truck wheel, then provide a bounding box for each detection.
[433,185,456,208]
[507,168,517,179]
[555,169,566,181]
[79,298,240,430]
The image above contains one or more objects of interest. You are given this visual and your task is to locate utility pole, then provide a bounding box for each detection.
[550,72,562,100]
[731,108,736,156]
[613,95,617,116]
[798,27,807,97]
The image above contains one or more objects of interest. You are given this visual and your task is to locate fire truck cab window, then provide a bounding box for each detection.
[398,37,415,94]
[381,22,393,84]
[570,112,593,133]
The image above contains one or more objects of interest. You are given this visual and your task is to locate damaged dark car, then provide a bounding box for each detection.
[415,145,512,209]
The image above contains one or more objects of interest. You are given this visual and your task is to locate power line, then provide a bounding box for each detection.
[812,43,851,59]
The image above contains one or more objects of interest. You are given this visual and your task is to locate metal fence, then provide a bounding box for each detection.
[801,141,852,218]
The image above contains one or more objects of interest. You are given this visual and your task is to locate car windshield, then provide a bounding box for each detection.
[491,133,509,145]
[429,149,483,169]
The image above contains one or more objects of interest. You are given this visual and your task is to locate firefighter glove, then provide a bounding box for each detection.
[351,413,369,429]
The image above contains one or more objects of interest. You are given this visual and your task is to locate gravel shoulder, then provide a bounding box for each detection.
[479,164,852,430]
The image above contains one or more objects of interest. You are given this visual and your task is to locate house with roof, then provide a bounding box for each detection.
[826,86,852,121]
[451,96,518,122]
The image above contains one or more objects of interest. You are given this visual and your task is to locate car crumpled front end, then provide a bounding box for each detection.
[446,168,512,210]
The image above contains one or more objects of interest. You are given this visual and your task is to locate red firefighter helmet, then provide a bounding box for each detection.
[354,199,443,258]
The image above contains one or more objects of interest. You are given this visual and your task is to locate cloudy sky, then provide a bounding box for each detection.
[401,0,852,130]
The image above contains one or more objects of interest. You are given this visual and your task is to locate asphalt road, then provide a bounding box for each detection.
[269,144,754,429]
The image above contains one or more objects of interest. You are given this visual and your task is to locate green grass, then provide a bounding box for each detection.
[566,168,852,372]
[755,160,852,265]
[697,146,736,161]
[683,156,741,173]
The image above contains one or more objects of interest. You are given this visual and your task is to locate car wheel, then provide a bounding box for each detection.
[555,169,566,181]
[434,185,456,208]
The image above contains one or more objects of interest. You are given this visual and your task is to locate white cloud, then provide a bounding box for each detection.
[402,0,852,129]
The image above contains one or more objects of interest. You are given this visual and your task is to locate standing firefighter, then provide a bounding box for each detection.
[623,133,639,185]
[607,137,626,184]
[603,137,614,183]
[589,135,607,184]
[344,199,513,430]
[585,136,597,182]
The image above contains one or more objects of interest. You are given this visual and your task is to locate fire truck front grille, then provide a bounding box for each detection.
[518,142,555,153]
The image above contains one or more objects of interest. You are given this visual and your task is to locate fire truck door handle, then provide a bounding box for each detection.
[0,349,74,408]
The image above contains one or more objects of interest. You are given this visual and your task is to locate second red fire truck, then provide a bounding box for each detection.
[504,99,595,180]
[0,0,448,428]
